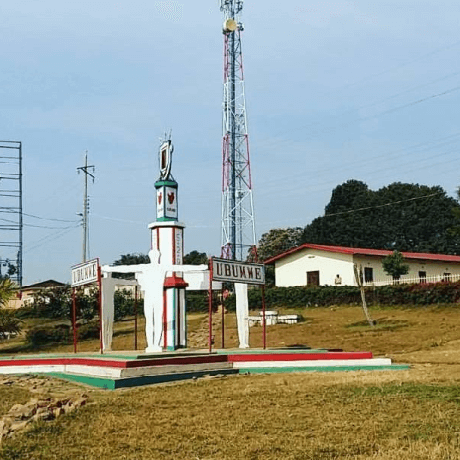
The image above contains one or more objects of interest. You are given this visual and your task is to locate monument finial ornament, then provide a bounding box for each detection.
[155,133,178,222]
[159,137,174,181]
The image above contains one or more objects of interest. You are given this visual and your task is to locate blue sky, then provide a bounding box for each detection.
[1,0,460,284]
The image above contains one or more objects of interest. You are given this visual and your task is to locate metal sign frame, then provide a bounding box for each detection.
[70,258,103,354]
[71,258,99,287]
[208,257,267,353]
[211,257,265,285]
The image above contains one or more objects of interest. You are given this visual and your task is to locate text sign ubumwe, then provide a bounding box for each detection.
[71,258,99,287]
[212,258,265,285]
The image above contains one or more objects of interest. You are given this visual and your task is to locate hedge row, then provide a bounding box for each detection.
[25,321,100,347]
[223,281,460,310]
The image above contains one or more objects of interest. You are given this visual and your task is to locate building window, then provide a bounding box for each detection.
[306,271,320,287]
[419,271,427,284]
[364,267,373,283]
[443,273,452,282]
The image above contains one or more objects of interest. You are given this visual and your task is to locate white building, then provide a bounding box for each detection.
[264,244,460,287]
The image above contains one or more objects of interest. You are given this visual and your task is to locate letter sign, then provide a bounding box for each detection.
[212,258,265,285]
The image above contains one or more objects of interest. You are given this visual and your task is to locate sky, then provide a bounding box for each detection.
[1,0,460,285]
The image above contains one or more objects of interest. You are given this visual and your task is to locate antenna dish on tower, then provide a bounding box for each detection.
[223,18,238,33]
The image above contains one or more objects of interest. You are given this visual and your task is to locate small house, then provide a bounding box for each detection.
[6,279,67,309]
[264,244,460,287]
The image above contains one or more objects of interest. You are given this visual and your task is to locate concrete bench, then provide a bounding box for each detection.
[278,314,300,324]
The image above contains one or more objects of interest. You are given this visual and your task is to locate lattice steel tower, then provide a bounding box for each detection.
[220,0,256,261]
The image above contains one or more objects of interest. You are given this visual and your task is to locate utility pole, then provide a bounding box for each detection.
[77,152,95,263]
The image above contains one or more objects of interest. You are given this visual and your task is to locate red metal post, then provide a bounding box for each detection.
[72,287,77,354]
[208,258,213,353]
[221,287,225,349]
[163,289,167,349]
[97,264,103,354]
[261,285,267,350]
[134,285,138,351]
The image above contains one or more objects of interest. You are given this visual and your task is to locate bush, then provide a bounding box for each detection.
[78,320,100,340]
[186,291,208,313]
[114,289,143,321]
[23,286,99,321]
[25,320,101,347]
[0,309,22,338]
[26,324,70,347]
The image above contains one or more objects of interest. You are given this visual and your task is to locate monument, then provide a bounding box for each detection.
[101,137,211,352]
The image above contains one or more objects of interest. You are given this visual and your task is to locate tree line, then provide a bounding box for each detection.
[256,180,460,261]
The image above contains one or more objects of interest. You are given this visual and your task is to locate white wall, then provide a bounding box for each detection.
[274,250,460,287]
[275,249,354,287]
[354,255,460,284]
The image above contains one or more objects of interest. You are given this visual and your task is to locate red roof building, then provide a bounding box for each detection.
[264,244,460,287]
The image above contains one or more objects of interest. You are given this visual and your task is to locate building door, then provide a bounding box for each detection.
[419,271,427,284]
[364,267,373,283]
[307,271,320,286]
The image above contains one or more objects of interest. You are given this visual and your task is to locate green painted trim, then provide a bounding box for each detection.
[50,368,239,390]
[240,365,410,374]
[172,288,176,348]
[155,180,178,188]
[48,372,116,390]
[112,369,239,389]
[156,217,178,222]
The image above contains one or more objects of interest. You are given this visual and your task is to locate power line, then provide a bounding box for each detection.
[320,39,460,98]
[255,84,460,152]
[22,212,79,223]
[255,70,460,151]
[23,224,80,254]
[321,192,445,218]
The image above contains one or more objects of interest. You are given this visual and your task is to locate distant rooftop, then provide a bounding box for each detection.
[264,244,460,265]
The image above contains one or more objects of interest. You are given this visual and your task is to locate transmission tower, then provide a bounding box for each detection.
[220,0,256,261]
[77,152,94,263]
[0,141,22,286]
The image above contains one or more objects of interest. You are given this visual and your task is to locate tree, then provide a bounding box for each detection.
[382,250,409,281]
[112,253,150,279]
[301,181,460,254]
[29,285,98,321]
[183,251,208,265]
[249,228,303,286]
[0,278,21,338]
[252,228,303,262]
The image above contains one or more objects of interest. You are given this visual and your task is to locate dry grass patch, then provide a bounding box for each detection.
[2,367,460,459]
[0,385,33,416]
[218,305,460,359]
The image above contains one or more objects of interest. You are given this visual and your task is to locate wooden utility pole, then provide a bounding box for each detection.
[77,152,95,262]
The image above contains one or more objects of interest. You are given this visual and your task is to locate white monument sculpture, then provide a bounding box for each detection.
[100,138,249,352]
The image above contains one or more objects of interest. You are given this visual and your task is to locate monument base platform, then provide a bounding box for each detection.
[0,348,409,389]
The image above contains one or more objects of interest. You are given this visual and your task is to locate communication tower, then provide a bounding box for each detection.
[0,141,22,286]
[220,0,256,261]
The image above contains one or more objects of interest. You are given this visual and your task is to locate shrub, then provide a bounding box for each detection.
[25,320,101,347]
[114,289,143,321]
[186,291,208,313]
[78,320,100,340]
[0,309,22,338]
[25,286,99,321]
[26,324,70,347]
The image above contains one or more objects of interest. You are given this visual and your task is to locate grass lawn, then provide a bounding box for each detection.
[1,305,460,459]
[1,367,460,459]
